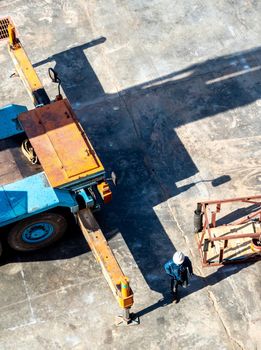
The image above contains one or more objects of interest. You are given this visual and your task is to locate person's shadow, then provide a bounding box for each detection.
[135,261,256,318]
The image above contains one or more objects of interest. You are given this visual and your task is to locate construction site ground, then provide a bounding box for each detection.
[0,1,260,349]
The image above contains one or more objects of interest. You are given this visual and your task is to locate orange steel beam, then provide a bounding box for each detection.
[77,209,134,317]
[210,233,261,241]
[198,195,261,206]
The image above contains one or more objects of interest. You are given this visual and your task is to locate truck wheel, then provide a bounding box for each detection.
[7,213,67,251]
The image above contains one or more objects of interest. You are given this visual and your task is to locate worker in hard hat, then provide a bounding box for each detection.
[164,251,193,303]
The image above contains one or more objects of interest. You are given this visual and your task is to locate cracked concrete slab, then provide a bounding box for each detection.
[0,1,261,349]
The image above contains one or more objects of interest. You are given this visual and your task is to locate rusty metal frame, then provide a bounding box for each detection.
[195,195,261,266]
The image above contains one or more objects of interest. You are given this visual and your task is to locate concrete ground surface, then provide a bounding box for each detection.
[0,1,261,349]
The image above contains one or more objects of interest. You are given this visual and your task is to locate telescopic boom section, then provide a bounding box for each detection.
[78,209,134,320]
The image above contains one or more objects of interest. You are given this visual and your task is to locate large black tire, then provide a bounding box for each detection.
[7,212,67,252]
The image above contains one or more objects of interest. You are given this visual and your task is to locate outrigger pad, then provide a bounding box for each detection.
[115,313,140,327]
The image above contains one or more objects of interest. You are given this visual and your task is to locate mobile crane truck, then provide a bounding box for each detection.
[0,18,135,325]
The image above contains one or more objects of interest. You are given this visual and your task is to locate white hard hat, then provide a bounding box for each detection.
[173,251,185,265]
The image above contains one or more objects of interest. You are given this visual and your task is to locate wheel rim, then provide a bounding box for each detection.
[21,222,54,244]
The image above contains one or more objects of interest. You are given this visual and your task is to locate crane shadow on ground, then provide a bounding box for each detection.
[1,40,260,300]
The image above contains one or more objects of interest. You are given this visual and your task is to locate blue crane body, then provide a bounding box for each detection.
[0,21,111,251]
[0,105,95,229]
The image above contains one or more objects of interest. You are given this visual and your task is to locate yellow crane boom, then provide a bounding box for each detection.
[78,209,135,323]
